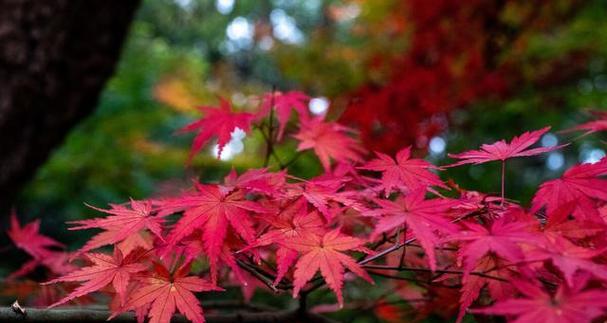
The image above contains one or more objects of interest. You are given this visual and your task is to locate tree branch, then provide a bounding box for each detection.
[363,265,508,282]
[0,306,337,323]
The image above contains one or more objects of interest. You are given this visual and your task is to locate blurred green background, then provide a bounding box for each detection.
[4,0,607,320]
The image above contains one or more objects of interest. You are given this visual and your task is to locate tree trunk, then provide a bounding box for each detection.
[0,0,140,217]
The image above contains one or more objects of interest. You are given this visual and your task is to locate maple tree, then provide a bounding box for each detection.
[3,91,607,323]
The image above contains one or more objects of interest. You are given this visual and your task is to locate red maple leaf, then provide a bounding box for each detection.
[359,146,445,196]
[257,91,310,140]
[446,214,541,274]
[8,251,75,280]
[532,157,607,221]
[252,208,325,250]
[6,213,74,279]
[244,200,325,285]
[527,237,607,286]
[543,202,606,240]
[162,183,266,282]
[8,211,64,259]
[287,176,359,221]
[180,97,254,161]
[44,248,147,307]
[447,127,565,167]
[473,279,607,323]
[563,110,607,136]
[364,190,458,270]
[67,200,164,254]
[294,117,365,171]
[455,256,515,323]
[116,262,221,323]
[286,229,373,307]
[222,168,286,197]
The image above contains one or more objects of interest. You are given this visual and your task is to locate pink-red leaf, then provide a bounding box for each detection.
[364,190,458,270]
[180,98,254,161]
[162,183,266,282]
[473,279,607,323]
[360,146,445,196]
[448,127,566,167]
[8,211,64,259]
[257,91,310,140]
[294,117,365,171]
[287,230,373,307]
[532,157,607,221]
[68,200,164,254]
[45,249,147,307]
[118,263,221,323]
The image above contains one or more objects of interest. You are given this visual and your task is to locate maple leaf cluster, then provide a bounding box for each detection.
[4,91,607,323]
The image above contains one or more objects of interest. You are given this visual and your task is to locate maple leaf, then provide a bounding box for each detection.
[447,127,566,167]
[473,279,607,323]
[7,211,64,259]
[244,202,325,285]
[287,176,359,221]
[543,202,606,240]
[360,146,445,196]
[364,190,458,270]
[162,183,266,282]
[6,213,74,279]
[294,117,365,171]
[446,214,541,274]
[178,234,249,286]
[117,231,155,257]
[180,97,254,161]
[117,262,221,323]
[455,256,515,323]
[222,168,286,197]
[8,251,75,280]
[67,199,164,254]
[44,248,147,307]
[563,110,607,136]
[287,229,373,307]
[532,157,607,221]
[527,237,607,286]
[257,91,310,140]
[252,208,325,249]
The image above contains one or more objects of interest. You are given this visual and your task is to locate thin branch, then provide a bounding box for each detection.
[367,271,431,286]
[359,237,416,265]
[257,126,285,168]
[362,265,508,282]
[356,233,393,262]
[398,224,407,269]
[280,151,304,170]
[235,259,281,293]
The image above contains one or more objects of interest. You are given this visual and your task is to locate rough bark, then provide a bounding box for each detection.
[0,0,141,217]
[0,307,337,323]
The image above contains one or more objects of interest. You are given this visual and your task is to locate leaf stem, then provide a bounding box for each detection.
[263,86,276,168]
[500,160,506,206]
